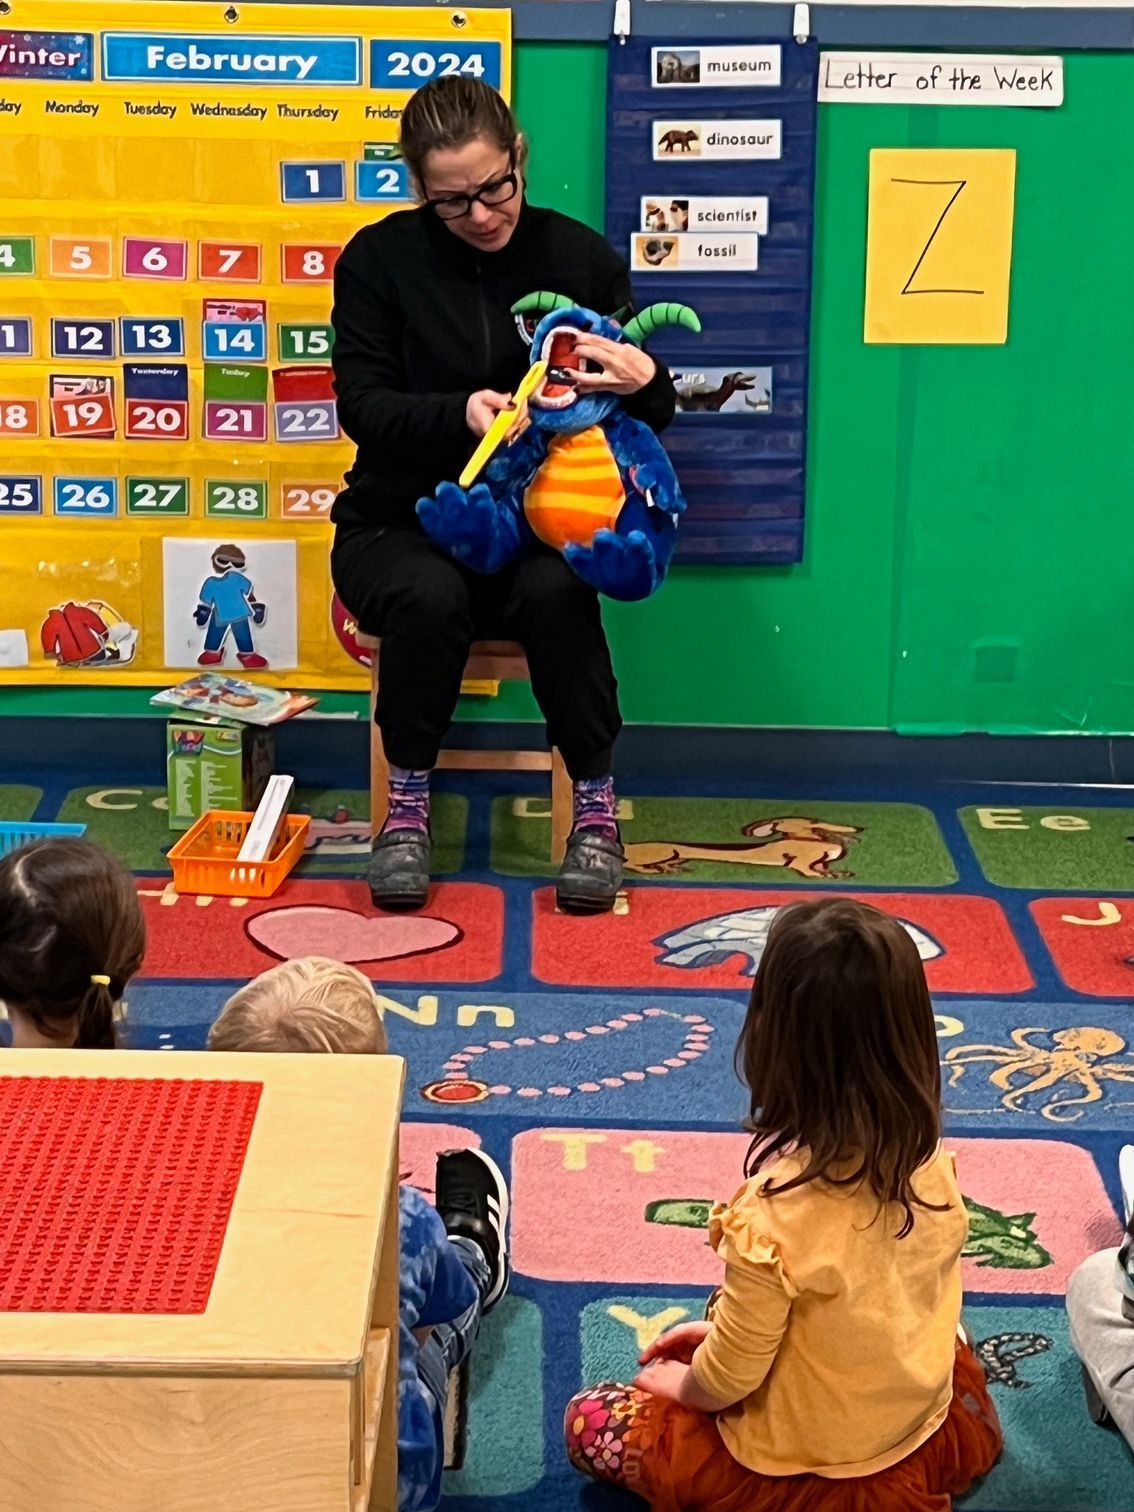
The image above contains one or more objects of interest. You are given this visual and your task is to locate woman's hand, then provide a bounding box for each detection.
[571,335,657,397]
[638,1320,712,1368]
[466,389,514,438]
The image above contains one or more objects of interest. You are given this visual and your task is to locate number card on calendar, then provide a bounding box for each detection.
[203,364,269,442]
[0,0,511,688]
[272,365,339,442]
[0,398,39,438]
[123,365,190,441]
[50,375,116,439]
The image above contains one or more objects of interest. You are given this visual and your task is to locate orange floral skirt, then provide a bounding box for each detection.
[565,1342,1003,1512]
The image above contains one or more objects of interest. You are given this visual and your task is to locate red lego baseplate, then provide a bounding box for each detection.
[0,1077,262,1314]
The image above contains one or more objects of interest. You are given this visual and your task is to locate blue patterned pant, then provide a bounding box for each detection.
[415,1235,490,1410]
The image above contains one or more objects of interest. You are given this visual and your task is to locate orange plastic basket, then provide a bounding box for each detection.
[167,810,311,898]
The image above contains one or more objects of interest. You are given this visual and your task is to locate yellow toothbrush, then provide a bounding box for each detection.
[459,360,548,489]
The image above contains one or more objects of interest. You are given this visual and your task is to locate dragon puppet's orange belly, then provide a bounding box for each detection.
[523,427,624,551]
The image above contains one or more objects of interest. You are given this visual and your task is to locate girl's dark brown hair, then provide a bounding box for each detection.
[399,75,523,190]
[737,898,945,1236]
[0,838,146,1049]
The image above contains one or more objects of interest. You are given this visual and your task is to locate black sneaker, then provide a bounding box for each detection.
[556,828,624,914]
[435,1148,510,1311]
[368,827,430,912]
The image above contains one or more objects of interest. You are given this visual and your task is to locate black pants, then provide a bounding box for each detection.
[331,523,621,779]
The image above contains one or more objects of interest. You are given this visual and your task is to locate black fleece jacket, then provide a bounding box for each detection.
[329,200,676,529]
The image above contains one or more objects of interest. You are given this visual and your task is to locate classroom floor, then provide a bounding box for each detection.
[5,755,1134,1510]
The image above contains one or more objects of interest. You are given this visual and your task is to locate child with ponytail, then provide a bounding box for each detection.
[0,838,146,1050]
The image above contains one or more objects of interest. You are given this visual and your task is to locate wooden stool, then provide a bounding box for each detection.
[356,635,571,864]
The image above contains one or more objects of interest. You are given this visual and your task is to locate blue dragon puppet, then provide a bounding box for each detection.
[416,292,700,601]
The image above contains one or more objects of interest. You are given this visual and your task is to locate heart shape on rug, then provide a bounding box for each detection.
[246,905,462,965]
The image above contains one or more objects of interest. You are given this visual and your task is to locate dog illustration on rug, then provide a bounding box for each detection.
[625,817,862,880]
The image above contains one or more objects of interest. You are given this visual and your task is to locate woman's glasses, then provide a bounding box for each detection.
[426,163,519,222]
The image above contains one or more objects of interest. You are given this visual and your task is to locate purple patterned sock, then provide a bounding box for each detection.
[385,765,431,834]
[572,776,618,840]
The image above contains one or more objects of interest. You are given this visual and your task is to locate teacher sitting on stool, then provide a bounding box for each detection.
[330,76,676,915]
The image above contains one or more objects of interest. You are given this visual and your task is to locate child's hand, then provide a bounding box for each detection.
[633,1359,692,1402]
[638,1320,712,1367]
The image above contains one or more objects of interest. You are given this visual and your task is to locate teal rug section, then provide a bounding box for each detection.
[960,1306,1134,1511]
[447,1296,545,1497]
[580,1294,709,1387]
[493,795,959,885]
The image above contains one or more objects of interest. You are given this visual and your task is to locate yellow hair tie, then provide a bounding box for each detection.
[90,974,111,987]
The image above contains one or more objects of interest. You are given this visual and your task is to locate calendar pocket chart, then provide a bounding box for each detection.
[0,0,511,686]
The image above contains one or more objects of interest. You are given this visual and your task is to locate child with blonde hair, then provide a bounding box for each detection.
[209,955,509,1512]
[208,956,387,1054]
[0,837,145,1050]
[566,899,1003,1510]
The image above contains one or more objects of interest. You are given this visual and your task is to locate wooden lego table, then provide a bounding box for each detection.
[0,1049,405,1512]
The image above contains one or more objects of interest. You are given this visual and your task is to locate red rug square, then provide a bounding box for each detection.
[533,888,1032,994]
[0,1077,261,1314]
[1031,898,1134,997]
[138,879,505,983]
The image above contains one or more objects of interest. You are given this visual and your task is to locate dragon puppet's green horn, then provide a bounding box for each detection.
[511,291,575,317]
[623,303,702,344]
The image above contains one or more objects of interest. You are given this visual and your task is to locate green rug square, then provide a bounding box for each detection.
[961,805,1134,891]
[0,787,42,821]
[492,796,957,885]
[54,786,466,875]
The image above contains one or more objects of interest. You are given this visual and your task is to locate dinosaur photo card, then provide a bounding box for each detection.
[671,364,773,415]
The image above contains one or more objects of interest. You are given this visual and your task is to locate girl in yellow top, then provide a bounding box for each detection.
[565,899,1003,1511]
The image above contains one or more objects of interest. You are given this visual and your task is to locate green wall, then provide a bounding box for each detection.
[517,46,1134,736]
[6,48,1129,734]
